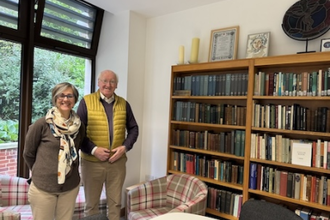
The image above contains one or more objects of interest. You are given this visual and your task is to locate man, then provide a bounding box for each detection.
[77,70,139,220]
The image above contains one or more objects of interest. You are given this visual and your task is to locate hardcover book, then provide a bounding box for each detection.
[292,142,312,167]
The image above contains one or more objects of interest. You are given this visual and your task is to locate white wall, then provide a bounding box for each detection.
[96,0,330,207]
[95,10,146,205]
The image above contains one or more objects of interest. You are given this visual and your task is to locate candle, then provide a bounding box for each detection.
[178,45,184,64]
[190,38,200,64]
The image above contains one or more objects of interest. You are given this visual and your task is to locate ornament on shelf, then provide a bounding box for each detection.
[189,38,200,64]
[281,0,330,54]
[178,45,184,65]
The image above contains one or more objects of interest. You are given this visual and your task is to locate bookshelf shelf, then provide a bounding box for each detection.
[251,127,330,138]
[249,158,330,175]
[249,189,330,212]
[170,145,245,160]
[171,121,246,130]
[167,52,330,219]
[172,96,248,100]
[206,208,238,220]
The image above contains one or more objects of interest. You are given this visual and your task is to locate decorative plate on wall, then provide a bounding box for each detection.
[282,0,330,41]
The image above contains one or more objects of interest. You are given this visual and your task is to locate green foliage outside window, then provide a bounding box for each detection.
[0,41,87,143]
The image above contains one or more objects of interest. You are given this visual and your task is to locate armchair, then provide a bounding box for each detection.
[0,174,107,220]
[126,174,208,220]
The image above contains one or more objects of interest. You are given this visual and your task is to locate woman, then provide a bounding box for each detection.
[23,82,85,220]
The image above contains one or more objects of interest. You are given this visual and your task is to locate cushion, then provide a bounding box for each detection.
[0,205,32,220]
[128,207,171,220]
[128,176,167,213]
[166,174,207,209]
[0,210,21,220]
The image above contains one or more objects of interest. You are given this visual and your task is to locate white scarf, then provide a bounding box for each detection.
[45,107,81,184]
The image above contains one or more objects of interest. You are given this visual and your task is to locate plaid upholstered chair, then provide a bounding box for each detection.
[126,173,208,220]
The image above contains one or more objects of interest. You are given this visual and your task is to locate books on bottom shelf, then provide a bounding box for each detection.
[295,207,330,220]
[249,163,330,207]
[207,187,243,217]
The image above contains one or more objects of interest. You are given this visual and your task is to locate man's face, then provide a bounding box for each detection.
[98,71,117,98]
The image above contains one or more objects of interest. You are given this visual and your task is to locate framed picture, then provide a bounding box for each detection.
[320,38,330,52]
[208,26,239,62]
[246,32,270,58]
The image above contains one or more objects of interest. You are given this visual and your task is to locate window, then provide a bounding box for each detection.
[0,39,21,176]
[0,0,18,29]
[0,0,103,177]
[40,0,97,49]
[32,47,92,122]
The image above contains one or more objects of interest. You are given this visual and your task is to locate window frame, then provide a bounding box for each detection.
[0,0,103,177]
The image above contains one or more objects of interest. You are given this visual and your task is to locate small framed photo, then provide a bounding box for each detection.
[208,26,239,62]
[320,38,330,52]
[246,32,270,58]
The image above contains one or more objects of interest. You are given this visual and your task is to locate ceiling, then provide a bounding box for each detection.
[85,0,224,18]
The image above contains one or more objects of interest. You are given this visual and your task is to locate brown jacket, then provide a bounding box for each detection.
[23,117,85,193]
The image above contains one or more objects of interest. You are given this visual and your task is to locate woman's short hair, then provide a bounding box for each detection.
[51,82,79,106]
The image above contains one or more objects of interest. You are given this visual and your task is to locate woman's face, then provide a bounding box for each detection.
[55,87,75,117]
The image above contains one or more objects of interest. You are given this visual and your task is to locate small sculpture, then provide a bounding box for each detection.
[282,0,330,53]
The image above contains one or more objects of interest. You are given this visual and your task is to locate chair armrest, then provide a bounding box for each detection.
[0,210,21,220]
[127,176,167,213]
[169,193,207,215]
[0,175,30,206]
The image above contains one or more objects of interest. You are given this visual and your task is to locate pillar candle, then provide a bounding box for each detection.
[190,38,200,64]
[178,45,184,64]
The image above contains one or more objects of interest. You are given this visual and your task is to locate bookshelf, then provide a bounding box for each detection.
[167,52,330,219]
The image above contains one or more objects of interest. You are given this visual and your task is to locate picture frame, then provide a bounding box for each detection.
[208,26,239,62]
[246,32,270,58]
[320,38,330,52]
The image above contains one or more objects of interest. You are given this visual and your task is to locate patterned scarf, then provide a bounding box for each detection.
[45,107,81,184]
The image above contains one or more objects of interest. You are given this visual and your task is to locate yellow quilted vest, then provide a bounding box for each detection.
[81,91,127,162]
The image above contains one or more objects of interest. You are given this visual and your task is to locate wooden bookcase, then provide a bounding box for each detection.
[167,52,330,219]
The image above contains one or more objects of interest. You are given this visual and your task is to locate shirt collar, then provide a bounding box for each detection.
[100,92,114,104]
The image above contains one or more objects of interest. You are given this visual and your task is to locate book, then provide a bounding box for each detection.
[293,172,301,200]
[249,163,257,189]
[291,142,312,167]
[274,169,281,195]
[232,194,240,217]
[286,172,293,198]
[299,207,311,220]
[279,171,288,196]
[225,191,232,214]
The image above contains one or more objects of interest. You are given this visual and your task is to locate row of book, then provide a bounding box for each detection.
[295,207,330,220]
[253,103,330,132]
[173,101,246,126]
[250,163,330,206]
[251,133,330,170]
[207,187,243,217]
[172,151,244,184]
[171,129,245,157]
[254,69,330,96]
[173,73,248,96]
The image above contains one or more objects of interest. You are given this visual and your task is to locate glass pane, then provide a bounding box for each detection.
[32,47,91,123]
[40,0,96,49]
[0,39,21,176]
[0,0,19,29]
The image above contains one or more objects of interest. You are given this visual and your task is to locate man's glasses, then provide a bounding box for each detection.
[57,94,74,100]
[99,79,117,85]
